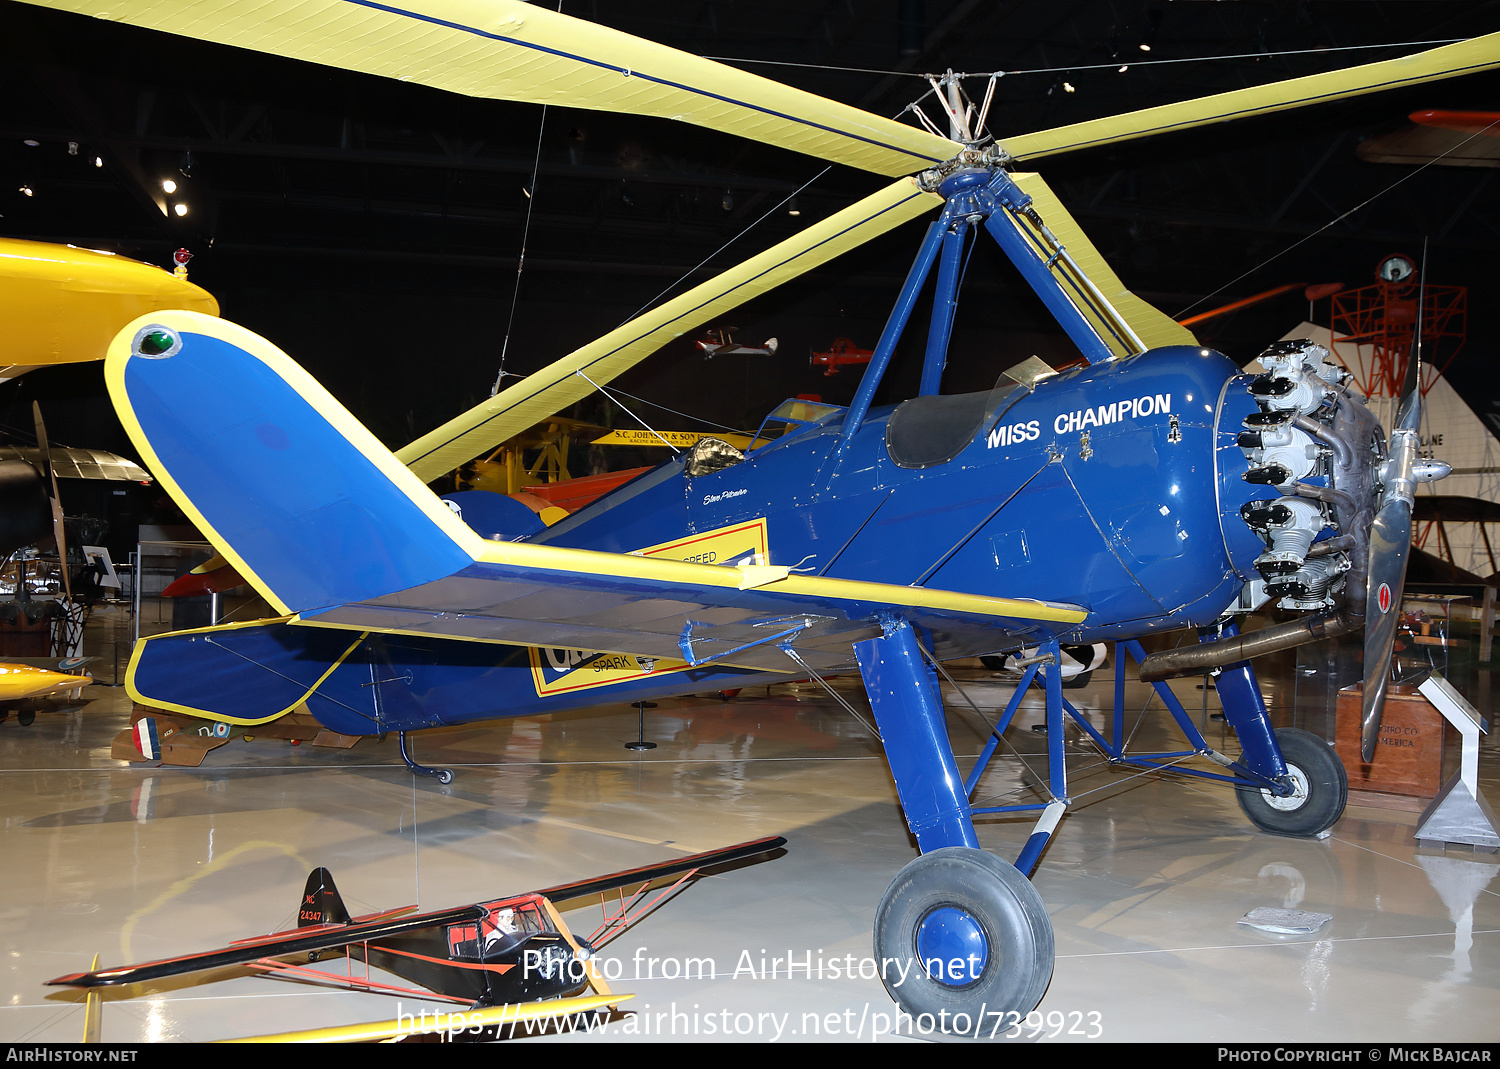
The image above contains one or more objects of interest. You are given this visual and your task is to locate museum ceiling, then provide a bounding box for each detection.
[5,1,1500,443]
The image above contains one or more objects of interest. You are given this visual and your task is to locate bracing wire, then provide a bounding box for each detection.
[617,165,834,328]
[703,39,1464,82]
[1175,115,1500,320]
[493,104,549,396]
[574,370,681,452]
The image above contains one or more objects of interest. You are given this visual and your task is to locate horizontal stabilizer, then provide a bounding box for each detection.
[126,618,378,729]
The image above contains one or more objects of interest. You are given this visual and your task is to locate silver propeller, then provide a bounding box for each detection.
[1359,353,1423,762]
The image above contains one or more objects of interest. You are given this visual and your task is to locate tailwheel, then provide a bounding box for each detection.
[873,848,1053,1034]
[1236,727,1347,837]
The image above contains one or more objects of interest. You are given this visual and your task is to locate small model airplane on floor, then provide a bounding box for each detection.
[49,835,785,1043]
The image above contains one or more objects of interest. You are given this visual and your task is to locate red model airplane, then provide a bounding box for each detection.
[809,337,874,376]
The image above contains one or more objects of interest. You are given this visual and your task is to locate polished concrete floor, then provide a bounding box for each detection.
[2,606,1497,1044]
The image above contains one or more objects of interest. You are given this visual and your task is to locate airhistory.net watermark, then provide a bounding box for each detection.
[393,1000,1105,1041]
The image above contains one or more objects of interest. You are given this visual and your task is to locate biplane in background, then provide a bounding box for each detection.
[24,0,1496,1032]
[696,327,780,360]
[48,836,784,1042]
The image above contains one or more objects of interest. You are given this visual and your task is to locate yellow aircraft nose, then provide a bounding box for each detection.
[0,663,93,701]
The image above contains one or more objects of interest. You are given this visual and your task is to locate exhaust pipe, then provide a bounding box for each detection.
[1137,611,1362,682]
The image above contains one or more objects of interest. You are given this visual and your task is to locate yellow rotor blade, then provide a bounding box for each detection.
[1005,32,1500,162]
[1007,173,1197,357]
[397,177,939,482]
[218,993,629,1043]
[24,0,956,177]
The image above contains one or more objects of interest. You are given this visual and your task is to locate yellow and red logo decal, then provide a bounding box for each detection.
[528,519,770,697]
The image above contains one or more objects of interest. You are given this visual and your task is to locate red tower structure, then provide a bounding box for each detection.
[1325,256,1473,578]
[1326,255,1466,400]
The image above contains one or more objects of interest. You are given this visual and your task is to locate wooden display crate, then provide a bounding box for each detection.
[1334,683,1448,799]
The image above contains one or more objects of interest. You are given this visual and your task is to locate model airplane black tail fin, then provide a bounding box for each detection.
[299,867,350,928]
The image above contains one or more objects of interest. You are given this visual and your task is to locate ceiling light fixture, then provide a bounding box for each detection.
[162,178,178,194]
[173,202,188,217]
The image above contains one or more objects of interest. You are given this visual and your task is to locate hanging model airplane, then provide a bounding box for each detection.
[810,337,875,377]
[22,0,1498,1033]
[696,328,780,360]
[47,836,783,1043]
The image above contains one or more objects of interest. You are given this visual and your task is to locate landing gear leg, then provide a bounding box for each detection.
[397,731,453,785]
[1215,645,1346,837]
[855,616,1056,1031]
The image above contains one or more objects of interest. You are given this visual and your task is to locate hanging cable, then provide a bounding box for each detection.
[704,39,1464,82]
[585,382,753,436]
[617,165,834,328]
[1175,115,1500,320]
[492,105,549,396]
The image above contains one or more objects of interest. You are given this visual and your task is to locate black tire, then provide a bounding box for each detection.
[1236,727,1347,837]
[873,848,1053,1034]
[17,709,34,727]
[980,655,1006,671]
[436,769,455,785]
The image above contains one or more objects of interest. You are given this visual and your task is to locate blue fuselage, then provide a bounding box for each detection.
[537,345,1271,648]
[129,345,1279,736]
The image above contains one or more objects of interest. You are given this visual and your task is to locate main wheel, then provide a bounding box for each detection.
[1236,727,1347,837]
[873,848,1053,1034]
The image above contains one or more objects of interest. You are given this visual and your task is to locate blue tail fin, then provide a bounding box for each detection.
[107,310,479,616]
